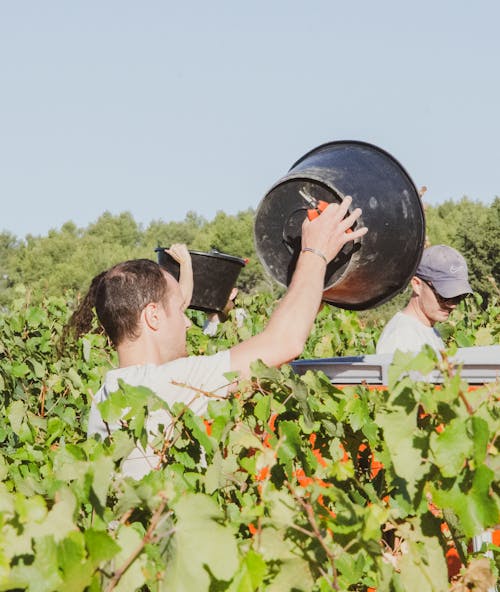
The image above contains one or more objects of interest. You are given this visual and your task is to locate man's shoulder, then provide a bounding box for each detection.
[160,350,231,374]
[110,351,229,377]
[96,351,232,409]
[384,311,424,330]
[376,311,442,355]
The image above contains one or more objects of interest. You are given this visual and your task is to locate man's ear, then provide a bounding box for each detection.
[143,302,161,331]
[411,276,424,296]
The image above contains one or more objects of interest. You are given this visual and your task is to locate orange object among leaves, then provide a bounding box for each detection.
[256,465,270,482]
[263,412,278,448]
[203,419,212,437]
[445,546,462,580]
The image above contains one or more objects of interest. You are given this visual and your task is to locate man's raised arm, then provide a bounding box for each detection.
[230,197,367,378]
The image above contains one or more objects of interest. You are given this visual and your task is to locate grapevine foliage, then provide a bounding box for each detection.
[0,293,498,591]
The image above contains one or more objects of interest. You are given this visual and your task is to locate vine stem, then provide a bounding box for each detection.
[106,500,170,592]
[39,384,47,417]
[457,387,474,416]
[286,481,339,591]
[441,352,474,415]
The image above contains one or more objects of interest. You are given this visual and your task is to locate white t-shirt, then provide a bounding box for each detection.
[376,312,444,356]
[88,351,231,479]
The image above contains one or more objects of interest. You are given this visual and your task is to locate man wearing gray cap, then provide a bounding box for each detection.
[376,245,473,355]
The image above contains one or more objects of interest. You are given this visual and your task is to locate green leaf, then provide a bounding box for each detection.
[429,418,471,477]
[182,411,213,455]
[205,449,240,494]
[98,390,129,425]
[266,557,314,591]
[26,306,46,327]
[431,465,499,537]
[398,526,448,592]
[7,536,63,592]
[376,407,427,501]
[468,416,489,466]
[455,330,474,347]
[265,489,297,529]
[163,493,239,591]
[14,494,47,525]
[30,359,46,379]
[277,421,303,464]
[90,455,114,508]
[254,394,271,423]
[462,465,499,535]
[58,531,93,592]
[27,488,77,542]
[228,550,267,592]
[345,396,369,432]
[82,337,91,363]
[8,400,26,433]
[67,367,84,389]
[9,361,30,378]
[335,551,368,589]
[388,348,437,391]
[112,525,147,592]
[85,529,121,567]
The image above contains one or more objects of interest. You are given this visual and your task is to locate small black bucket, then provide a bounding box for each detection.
[254,140,425,310]
[155,248,246,313]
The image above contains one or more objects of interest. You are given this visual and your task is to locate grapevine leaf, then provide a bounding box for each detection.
[266,557,314,591]
[397,516,448,592]
[84,528,121,567]
[228,550,267,592]
[8,400,26,433]
[7,536,63,592]
[58,531,93,592]
[429,418,472,477]
[376,408,427,501]
[164,493,239,591]
[112,525,147,592]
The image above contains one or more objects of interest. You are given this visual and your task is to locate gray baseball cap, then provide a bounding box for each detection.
[416,245,473,298]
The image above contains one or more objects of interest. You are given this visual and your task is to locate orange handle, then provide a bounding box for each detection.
[307,200,355,234]
[307,200,329,220]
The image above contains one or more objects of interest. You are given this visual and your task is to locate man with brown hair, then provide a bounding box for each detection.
[82,198,367,478]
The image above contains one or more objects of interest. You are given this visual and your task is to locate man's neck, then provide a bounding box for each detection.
[402,297,434,328]
[117,339,162,368]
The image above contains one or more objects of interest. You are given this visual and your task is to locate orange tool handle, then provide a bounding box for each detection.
[307,200,329,220]
[307,200,355,233]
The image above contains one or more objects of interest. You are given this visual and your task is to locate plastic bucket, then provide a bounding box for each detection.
[155,248,246,313]
[254,140,425,309]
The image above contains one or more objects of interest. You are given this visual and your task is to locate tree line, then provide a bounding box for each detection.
[1,197,498,308]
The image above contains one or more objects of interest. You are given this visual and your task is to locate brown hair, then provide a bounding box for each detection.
[62,259,168,347]
[59,270,107,351]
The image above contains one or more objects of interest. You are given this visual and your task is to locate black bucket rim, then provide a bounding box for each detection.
[155,247,247,267]
[290,139,414,180]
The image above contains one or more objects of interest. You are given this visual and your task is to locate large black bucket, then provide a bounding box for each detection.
[155,248,246,313]
[254,141,425,310]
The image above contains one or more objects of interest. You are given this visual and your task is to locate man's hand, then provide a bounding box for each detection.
[166,244,192,268]
[301,196,367,263]
[165,244,193,311]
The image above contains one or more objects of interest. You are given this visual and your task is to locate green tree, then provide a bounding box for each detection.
[456,197,500,302]
[0,230,20,304]
[143,210,207,253]
[425,197,488,246]
[425,197,499,301]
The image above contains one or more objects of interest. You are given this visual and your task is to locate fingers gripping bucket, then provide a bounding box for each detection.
[254,141,426,310]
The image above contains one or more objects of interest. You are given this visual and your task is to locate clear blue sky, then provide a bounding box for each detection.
[1,1,499,239]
